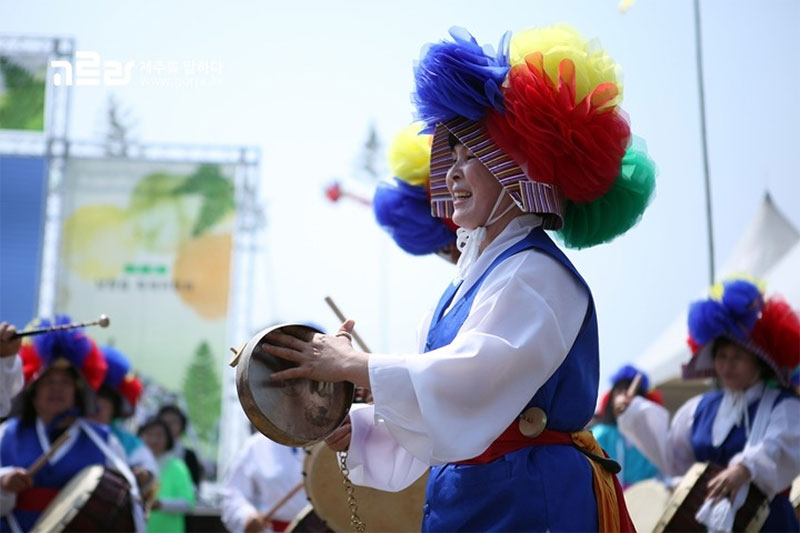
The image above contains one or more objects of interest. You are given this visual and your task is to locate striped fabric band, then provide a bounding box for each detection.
[429,117,564,229]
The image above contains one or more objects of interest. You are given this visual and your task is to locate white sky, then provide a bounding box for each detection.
[3,0,799,389]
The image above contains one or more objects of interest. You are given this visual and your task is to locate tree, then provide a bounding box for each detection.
[182,341,221,455]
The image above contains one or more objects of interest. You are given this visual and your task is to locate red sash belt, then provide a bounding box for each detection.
[455,421,572,465]
[16,488,59,512]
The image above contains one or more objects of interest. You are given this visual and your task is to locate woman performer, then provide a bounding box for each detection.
[592,364,662,487]
[616,278,800,531]
[90,346,158,486]
[264,25,657,531]
[0,316,143,532]
[220,432,306,533]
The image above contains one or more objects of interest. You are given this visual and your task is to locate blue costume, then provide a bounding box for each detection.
[422,228,599,531]
[0,419,113,531]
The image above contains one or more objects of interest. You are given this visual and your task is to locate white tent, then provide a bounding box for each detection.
[634,194,799,388]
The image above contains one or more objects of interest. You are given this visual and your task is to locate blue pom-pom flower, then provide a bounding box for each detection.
[373,178,455,255]
[413,27,510,132]
[720,279,763,333]
[33,315,91,367]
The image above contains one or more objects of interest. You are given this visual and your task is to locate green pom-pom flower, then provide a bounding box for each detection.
[557,138,656,249]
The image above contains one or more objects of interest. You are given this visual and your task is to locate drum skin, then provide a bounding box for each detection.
[31,465,134,532]
[303,442,427,532]
[235,324,354,447]
[624,478,671,533]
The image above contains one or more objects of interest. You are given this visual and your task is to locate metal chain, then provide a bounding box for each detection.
[339,451,367,533]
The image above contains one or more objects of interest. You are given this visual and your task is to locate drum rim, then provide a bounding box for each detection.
[236,323,354,447]
[31,465,105,533]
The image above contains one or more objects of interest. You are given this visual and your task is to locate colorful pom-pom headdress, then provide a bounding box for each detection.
[373,123,457,256]
[413,25,656,248]
[99,345,144,418]
[18,315,108,414]
[685,278,800,387]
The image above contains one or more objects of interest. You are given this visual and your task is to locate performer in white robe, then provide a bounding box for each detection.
[617,278,800,532]
[220,432,306,533]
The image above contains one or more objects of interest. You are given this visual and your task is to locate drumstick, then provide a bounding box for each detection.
[627,373,643,398]
[12,315,110,339]
[324,297,371,353]
[28,431,72,475]
[262,481,304,522]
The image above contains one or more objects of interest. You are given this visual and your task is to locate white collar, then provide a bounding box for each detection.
[712,381,764,447]
[35,417,80,464]
[447,214,542,311]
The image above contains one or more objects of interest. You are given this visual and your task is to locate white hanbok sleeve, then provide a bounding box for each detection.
[618,395,700,477]
[0,357,23,418]
[343,404,429,492]
[0,421,17,516]
[729,396,800,498]
[367,250,589,467]
[220,440,261,533]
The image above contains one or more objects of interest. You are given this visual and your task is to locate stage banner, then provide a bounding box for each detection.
[0,155,48,326]
[55,157,236,454]
[0,53,47,132]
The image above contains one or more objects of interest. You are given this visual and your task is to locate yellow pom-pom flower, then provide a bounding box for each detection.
[709,275,766,301]
[510,24,623,106]
[387,122,433,186]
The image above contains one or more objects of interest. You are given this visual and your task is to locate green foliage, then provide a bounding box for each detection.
[0,56,46,131]
[172,164,235,237]
[182,341,222,453]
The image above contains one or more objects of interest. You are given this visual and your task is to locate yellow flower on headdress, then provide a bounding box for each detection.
[709,275,767,301]
[509,25,623,106]
[387,122,433,187]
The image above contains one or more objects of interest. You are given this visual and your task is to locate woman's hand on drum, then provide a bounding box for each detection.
[706,464,751,503]
[264,320,370,388]
[324,415,352,452]
[0,468,32,492]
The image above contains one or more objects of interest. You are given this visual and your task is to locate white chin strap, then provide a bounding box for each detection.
[454,191,516,282]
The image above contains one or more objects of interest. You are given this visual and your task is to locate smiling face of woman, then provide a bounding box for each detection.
[445,144,505,230]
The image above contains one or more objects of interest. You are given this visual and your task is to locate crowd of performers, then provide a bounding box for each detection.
[2,22,800,533]
[0,320,202,532]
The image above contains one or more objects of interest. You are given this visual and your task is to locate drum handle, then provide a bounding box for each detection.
[324,297,371,353]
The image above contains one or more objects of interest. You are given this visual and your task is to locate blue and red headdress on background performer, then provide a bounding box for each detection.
[413,25,656,249]
[597,363,663,416]
[373,122,457,256]
[100,345,144,418]
[18,315,107,390]
[685,277,800,387]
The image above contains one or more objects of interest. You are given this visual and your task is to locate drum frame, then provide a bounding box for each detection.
[235,323,354,447]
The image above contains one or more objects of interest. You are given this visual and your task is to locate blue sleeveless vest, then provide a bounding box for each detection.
[0,418,110,532]
[421,228,599,532]
[691,390,800,532]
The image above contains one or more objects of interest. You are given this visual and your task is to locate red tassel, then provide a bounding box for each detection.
[81,341,108,390]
